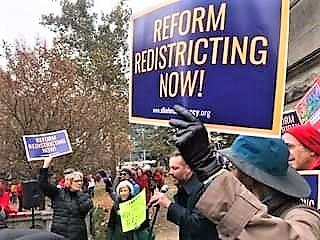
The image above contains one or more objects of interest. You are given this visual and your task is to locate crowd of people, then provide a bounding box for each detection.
[0,157,166,239]
[0,105,319,240]
[0,172,97,216]
[149,104,320,240]
[0,182,23,215]
[102,165,165,240]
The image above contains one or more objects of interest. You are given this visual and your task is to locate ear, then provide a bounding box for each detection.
[311,151,317,157]
[185,163,191,170]
[65,179,71,188]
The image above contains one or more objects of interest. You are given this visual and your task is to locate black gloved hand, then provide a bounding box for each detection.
[169,105,210,164]
[169,105,222,181]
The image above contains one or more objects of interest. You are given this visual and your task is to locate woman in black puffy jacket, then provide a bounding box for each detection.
[39,158,93,240]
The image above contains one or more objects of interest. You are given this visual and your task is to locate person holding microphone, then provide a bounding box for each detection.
[149,150,218,240]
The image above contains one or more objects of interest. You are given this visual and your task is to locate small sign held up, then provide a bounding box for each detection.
[23,130,72,161]
[299,170,320,209]
[119,189,147,232]
[281,110,301,135]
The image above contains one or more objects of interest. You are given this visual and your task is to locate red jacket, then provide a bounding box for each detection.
[153,172,164,187]
[136,175,149,189]
[0,192,17,215]
[136,174,151,202]
[16,183,23,197]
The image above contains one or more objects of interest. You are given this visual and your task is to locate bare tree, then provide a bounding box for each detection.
[0,42,130,180]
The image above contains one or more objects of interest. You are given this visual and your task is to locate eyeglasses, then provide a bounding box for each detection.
[120,173,128,176]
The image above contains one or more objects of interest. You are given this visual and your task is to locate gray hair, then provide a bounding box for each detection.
[65,171,83,181]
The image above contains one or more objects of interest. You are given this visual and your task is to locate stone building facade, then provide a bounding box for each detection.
[285,0,320,110]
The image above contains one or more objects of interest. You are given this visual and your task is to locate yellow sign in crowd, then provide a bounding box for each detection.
[119,189,147,232]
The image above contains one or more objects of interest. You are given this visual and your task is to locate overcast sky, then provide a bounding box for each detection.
[0,0,164,46]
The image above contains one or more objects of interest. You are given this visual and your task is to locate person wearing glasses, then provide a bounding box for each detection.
[39,158,93,240]
[119,168,140,196]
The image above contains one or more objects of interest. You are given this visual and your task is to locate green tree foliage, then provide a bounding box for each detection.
[41,0,130,89]
[41,0,132,175]
[128,124,175,166]
[210,132,237,150]
[127,125,235,167]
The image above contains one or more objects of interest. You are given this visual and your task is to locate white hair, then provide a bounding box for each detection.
[65,171,83,181]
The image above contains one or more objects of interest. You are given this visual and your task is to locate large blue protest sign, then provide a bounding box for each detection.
[299,170,320,209]
[23,130,72,161]
[130,0,289,137]
[281,110,301,135]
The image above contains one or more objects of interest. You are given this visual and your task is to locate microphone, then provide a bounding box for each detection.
[148,185,169,239]
[148,185,169,208]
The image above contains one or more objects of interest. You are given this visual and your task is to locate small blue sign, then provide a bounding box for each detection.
[130,0,289,137]
[281,110,301,135]
[300,170,320,209]
[23,130,73,161]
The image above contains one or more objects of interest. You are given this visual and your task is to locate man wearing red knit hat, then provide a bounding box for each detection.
[283,123,320,170]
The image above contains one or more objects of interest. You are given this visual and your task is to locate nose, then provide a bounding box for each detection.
[288,151,294,161]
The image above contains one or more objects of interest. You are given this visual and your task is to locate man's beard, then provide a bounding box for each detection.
[171,175,187,186]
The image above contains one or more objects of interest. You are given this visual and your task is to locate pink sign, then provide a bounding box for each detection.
[310,110,320,131]
[295,78,320,124]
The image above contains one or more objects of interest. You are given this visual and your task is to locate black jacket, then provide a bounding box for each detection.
[106,196,150,240]
[0,229,65,240]
[167,174,218,240]
[39,168,93,240]
[0,209,7,230]
[107,202,134,240]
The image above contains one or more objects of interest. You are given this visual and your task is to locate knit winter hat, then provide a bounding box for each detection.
[286,123,320,155]
[116,180,134,196]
